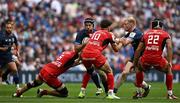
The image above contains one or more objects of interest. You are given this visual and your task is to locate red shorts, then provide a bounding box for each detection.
[140,56,168,70]
[38,66,62,88]
[81,52,106,68]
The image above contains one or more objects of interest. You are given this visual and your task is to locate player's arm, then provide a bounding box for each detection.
[0,38,8,51]
[114,37,126,50]
[133,42,145,67]
[14,36,20,57]
[71,57,82,67]
[74,44,83,52]
[109,33,120,52]
[120,37,133,46]
[110,42,119,52]
[166,38,173,67]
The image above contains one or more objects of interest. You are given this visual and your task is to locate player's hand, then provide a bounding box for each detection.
[168,63,172,68]
[115,38,125,44]
[114,38,120,44]
[119,38,126,43]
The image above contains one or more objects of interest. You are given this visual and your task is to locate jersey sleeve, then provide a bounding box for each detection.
[166,32,171,39]
[13,35,18,46]
[74,31,84,45]
[141,34,145,42]
[109,32,115,43]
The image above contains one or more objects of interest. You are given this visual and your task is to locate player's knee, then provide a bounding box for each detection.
[122,71,129,75]
[99,72,107,81]
[57,87,68,97]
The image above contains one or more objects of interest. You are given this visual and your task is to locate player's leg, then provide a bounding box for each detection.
[78,58,93,98]
[97,69,108,95]
[79,67,103,98]
[97,61,119,99]
[1,68,11,84]
[7,61,20,88]
[133,58,145,99]
[37,77,68,97]
[38,84,68,98]
[2,55,21,86]
[13,76,43,97]
[133,57,151,99]
[114,61,132,93]
[78,71,90,98]
[13,57,22,88]
[81,72,90,89]
[159,58,178,99]
[87,67,102,95]
[141,81,151,97]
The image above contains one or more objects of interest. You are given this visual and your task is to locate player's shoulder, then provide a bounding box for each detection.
[129,28,142,38]
[133,28,143,35]
[0,30,5,37]
[77,29,86,35]
[159,29,169,35]
[11,33,17,38]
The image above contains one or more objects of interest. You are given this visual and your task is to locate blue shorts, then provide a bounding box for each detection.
[0,53,13,69]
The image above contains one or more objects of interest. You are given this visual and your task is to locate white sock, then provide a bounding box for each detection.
[16,84,20,89]
[142,81,148,88]
[136,87,142,93]
[108,89,114,95]
[81,87,86,91]
[168,90,173,95]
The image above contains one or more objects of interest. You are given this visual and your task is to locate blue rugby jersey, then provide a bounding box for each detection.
[0,30,18,54]
[74,29,96,45]
[124,28,143,51]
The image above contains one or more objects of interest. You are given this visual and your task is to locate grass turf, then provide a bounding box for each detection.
[0,82,180,103]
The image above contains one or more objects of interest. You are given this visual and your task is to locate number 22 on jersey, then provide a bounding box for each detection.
[147,35,159,44]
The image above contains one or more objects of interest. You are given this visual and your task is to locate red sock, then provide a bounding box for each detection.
[107,73,114,90]
[135,71,144,87]
[81,72,90,88]
[166,74,173,90]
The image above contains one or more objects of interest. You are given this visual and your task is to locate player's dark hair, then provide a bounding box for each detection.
[5,19,13,24]
[152,18,163,29]
[100,19,112,28]
[84,18,95,26]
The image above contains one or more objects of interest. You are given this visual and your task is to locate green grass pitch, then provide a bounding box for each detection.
[0,82,179,103]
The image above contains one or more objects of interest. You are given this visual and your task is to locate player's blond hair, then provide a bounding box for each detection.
[127,16,136,26]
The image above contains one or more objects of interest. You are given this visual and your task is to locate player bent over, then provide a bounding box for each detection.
[133,18,178,99]
[13,49,81,98]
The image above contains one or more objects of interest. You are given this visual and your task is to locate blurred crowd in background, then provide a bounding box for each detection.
[0,0,179,71]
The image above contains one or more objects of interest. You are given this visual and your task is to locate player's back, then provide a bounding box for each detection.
[44,51,78,76]
[82,30,113,53]
[142,29,170,59]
